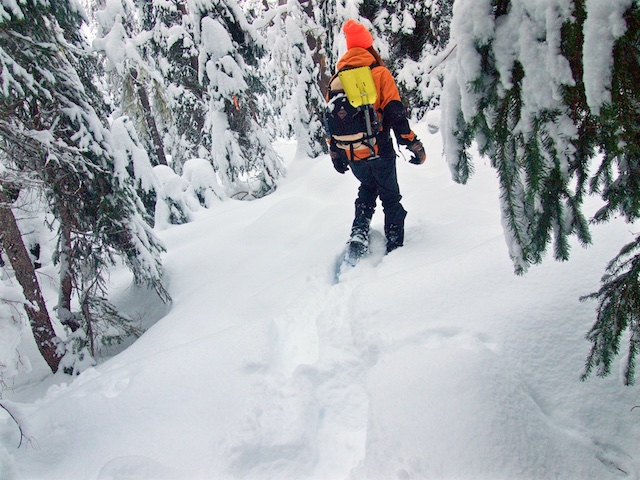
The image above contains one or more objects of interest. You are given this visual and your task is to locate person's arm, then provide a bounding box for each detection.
[326,76,350,173]
[378,69,427,164]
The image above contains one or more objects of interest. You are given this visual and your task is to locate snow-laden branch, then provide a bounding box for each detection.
[251,4,288,30]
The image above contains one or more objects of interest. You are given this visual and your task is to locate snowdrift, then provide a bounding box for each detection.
[1,121,639,479]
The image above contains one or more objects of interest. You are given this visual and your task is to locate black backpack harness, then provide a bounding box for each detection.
[324,63,381,160]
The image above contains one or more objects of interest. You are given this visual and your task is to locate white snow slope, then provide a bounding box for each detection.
[2,120,640,479]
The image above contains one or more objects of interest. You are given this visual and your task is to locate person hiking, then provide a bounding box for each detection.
[326,19,426,257]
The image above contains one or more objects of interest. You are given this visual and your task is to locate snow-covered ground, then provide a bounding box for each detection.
[2,120,639,479]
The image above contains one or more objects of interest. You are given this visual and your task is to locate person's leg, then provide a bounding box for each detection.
[349,160,377,243]
[369,156,406,252]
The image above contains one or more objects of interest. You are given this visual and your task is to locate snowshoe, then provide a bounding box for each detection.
[334,233,370,282]
[344,238,369,266]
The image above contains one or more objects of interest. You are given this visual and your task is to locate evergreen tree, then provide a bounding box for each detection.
[284,1,326,157]
[442,0,640,383]
[0,0,169,373]
[316,0,362,74]
[377,0,452,118]
[259,0,326,157]
[362,0,451,63]
[315,0,337,85]
[188,0,284,197]
[0,189,63,372]
[579,1,640,385]
[93,0,169,168]
[138,0,209,173]
[256,1,293,141]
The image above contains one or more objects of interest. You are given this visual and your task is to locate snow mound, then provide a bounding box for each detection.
[2,124,640,479]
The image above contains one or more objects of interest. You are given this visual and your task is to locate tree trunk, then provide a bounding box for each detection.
[130,68,168,166]
[80,294,96,356]
[302,0,329,94]
[0,190,62,373]
[56,218,79,331]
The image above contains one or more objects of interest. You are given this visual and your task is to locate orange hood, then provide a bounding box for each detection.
[337,47,376,71]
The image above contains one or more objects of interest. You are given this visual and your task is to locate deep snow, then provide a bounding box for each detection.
[1,119,640,479]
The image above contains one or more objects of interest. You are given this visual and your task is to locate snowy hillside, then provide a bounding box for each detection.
[2,120,640,479]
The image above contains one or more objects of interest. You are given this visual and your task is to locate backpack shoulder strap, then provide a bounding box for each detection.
[327,72,342,95]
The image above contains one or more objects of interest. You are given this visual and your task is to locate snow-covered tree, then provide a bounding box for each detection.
[372,0,453,118]
[138,0,209,172]
[189,0,284,197]
[284,8,326,157]
[316,0,361,74]
[442,0,640,384]
[0,0,169,373]
[0,189,62,372]
[259,0,326,157]
[153,158,223,228]
[93,0,169,168]
[579,0,640,385]
[255,2,292,140]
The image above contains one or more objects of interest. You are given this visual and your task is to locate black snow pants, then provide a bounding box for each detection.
[349,154,407,251]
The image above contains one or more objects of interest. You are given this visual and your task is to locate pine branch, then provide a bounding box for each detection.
[581,236,640,385]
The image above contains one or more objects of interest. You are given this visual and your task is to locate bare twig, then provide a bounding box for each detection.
[0,400,31,448]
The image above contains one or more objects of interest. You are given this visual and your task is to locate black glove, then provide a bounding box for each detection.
[407,138,426,165]
[330,150,349,174]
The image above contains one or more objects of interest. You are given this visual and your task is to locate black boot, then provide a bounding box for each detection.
[344,208,370,265]
[349,218,370,257]
[385,223,404,253]
[350,203,373,245]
